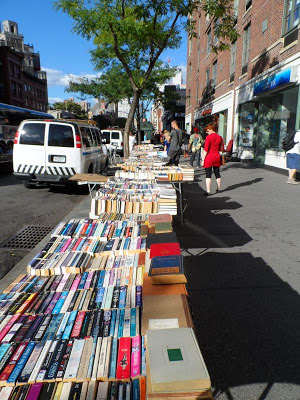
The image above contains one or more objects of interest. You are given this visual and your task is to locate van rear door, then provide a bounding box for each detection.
[45,122,77,176]
[13,121,47,175]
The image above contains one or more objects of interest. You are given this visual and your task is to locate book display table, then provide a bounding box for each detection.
[0,145,214,399]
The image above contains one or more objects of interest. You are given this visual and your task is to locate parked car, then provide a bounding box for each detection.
[101,128,123,155]
[13,119,108,188]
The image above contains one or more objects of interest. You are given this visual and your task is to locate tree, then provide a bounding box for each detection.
[55,0,238,157]
[66,65,132,124]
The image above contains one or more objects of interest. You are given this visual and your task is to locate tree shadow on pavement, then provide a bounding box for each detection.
[184,252,300,399]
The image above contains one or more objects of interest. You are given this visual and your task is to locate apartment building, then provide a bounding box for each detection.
[0,20,48,111]
[186,0,300,170]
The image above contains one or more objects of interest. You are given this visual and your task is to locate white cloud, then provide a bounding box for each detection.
[48,97,64,104]
[43,67,100,88]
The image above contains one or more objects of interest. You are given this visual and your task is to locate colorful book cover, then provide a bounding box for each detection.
[130,336,141,378]
[116,337,131,380]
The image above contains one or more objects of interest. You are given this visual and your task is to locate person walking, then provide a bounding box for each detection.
[166,120,183,166]
[286,130,300,184]
[182,131,189,158]
[201,123,224,196]
[188,127,203,168]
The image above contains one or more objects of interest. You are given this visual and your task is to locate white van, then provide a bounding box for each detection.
[101,128,123,154]
[13,119,108,188]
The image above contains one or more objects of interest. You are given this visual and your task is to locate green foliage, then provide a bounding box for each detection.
[54,0,238,156]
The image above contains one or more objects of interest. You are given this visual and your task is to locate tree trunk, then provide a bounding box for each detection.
[136,97,142,145]
[124,90,139,158]
[112,102,118,125]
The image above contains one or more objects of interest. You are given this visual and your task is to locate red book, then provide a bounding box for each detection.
[116,337,131,380]
[72,238,82,252]
[150,242,181,259]
[71,311,85,338]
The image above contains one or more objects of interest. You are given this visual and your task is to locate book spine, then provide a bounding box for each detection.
[130,336,141,378]
[44,339,68,381]
[36,340,58,381]
[25,382,43,400]
[117,309,125,339]
[108,338,118,379]
[56,340,73,381]
[18,342,43,383]
[116,337,131,380]
[62,311,78,340]
[28,339,52,382]
[0,341,27,382]
[63,338,85,381]
[130,308,136,337]
[7,340,35,384]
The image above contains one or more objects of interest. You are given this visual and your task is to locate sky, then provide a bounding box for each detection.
[1,0,187,105]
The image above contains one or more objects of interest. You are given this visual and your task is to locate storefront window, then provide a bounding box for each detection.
[268,86,298,149]
[239,103,255,147]
[218,110,228,140]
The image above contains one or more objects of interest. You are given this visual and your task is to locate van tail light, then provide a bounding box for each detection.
[76,134,82,148]
[14,131,19,144]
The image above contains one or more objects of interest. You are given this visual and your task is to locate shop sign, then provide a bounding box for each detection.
[253,68,291,96]
[201,108,212,116]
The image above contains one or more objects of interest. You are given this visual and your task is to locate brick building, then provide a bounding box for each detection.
[0,20,48,112]
[186,0,300,170]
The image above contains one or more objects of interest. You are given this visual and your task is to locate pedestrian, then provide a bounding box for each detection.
[201,123,224,196]
[166,120,183,166]
[129,131,136,154]
[181,131,190,158]
[188,127,203,168]
[163,130,171,154]
[286,130,300,184]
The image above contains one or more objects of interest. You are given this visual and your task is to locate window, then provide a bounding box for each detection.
[188,89,191,107]
[196,79,199,102]
[188,36,192,57]
[48,124,74,147]
[197,47,200,72]
[213,20,220,46]
[19,123,45,146]
[230,41,237,79]
[205,68,210,87]
[284,0,300,34]
[242,25,251,68]
[206,29,212,55]
[212,61,218,87]
[189,63,192,81]
[101,131,111,144]
[80,127,93,147]
[246,0,252,11]
[112,131,120,140]
[24,84,27,92]
[233,0,239,19]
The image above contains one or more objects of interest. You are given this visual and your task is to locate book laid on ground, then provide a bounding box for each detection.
[148,255,187,284]
[147,328,211,393]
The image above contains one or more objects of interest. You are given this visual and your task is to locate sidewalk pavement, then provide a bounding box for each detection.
[0,162,299,399]
[176,161,300,400]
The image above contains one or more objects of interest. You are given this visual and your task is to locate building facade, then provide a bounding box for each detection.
[0,20,48,111]
[186,0,300,170]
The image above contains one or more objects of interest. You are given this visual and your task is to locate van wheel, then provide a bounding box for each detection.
[23,180,36,189]
[88,164,94,174]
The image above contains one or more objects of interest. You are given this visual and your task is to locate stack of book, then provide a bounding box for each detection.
[0,379,146,400]
[117,164,195,182]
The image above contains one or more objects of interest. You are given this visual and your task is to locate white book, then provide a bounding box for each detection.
[91,337,102,380]
[103,336,112,378]
[86,381,97,400]
[60,382,72,400]
[123,309,131,337]
[131,285,136,308]
[106,255,115,270]
[64,338,85,380]
[103,270,110,288]
[79,382,89,400]
[0,387,14,400]
[147,328,211,392]
[96,382,109,400]
[103,286,114,310]
[126,285,131,309]
[60,292,74,314]
[28,339,52,383]
[97,336,108,379]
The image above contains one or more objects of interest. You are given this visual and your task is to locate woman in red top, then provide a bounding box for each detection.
[201,123,224,196]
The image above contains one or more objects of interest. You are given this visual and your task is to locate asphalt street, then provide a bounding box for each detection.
[175,161,300,400]
[0,165,86,280]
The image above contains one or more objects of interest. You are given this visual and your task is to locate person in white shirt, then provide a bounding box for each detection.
[129,132,136,154]
[286,130,300,184]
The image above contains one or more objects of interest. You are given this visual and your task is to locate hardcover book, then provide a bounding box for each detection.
[147,328,211,393]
